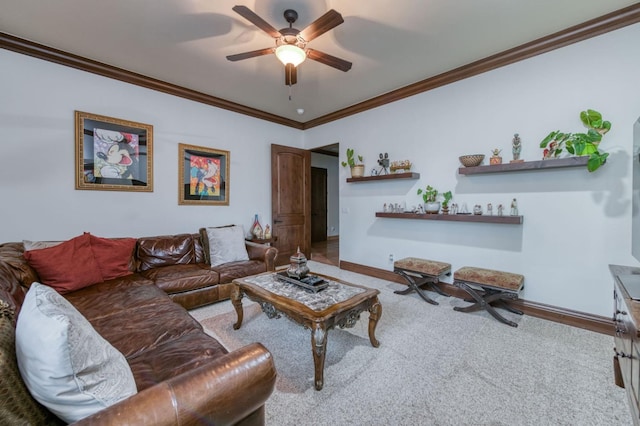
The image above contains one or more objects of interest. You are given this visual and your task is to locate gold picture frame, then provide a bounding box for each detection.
[75,111,153,191]
[178,143,230,206]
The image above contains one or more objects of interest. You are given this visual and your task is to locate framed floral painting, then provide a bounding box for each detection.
[178,143,229,205]
[75,111,153,191]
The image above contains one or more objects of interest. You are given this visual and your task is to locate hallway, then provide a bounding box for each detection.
[309,237,339,266]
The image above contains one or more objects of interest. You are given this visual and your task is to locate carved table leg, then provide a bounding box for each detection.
[231,284,244,330]
[368,297,382,348]
[311,322,328,391]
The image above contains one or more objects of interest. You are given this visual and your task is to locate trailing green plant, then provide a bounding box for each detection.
[341,148,363,168]
[539,109,611,172]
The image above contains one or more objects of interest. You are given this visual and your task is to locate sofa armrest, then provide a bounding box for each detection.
[245,242,277,271]
[74,343,276,426]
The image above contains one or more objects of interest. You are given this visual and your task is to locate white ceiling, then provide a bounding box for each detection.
[1,0,637,122]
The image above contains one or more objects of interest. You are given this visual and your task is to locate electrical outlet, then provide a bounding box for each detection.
[389,254,394,262]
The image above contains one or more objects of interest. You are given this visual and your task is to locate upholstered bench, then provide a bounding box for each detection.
[453,266,524,327]
[393,257,451,305]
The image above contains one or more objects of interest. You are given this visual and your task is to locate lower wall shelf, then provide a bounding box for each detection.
[375,212,523,224]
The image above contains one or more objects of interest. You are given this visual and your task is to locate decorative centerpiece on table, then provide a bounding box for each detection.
[287,247,310,279]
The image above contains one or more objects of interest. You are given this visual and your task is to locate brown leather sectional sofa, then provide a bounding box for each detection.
[0,232,278,425]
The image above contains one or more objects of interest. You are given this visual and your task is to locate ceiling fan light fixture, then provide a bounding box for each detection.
[275,44,306,67]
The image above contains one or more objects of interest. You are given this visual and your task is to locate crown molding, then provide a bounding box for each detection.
[2,3,639,131]
[302,3,640,129]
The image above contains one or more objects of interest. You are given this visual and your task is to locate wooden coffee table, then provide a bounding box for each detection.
[231,271,382,390]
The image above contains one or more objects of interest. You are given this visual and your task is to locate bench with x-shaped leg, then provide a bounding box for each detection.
[453,266,524,327]
[393,257,451,305]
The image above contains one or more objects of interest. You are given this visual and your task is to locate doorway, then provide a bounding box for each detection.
[310,144,340,266]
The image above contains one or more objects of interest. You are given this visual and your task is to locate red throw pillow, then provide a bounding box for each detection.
[89,234,136,281]
[23,233,103,294]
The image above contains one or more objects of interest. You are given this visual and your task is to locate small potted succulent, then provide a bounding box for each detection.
[341,148,365,178]
[441,191,453,214]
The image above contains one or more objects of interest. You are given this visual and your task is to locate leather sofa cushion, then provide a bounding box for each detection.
[89,299,202,359]
[213,260,267,284]
[137,234,195,271]
[140,264,219,294]
[127,331,228,390]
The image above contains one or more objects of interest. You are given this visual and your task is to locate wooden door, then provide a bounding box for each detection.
[271,144,311,266]
[311,167,327,243]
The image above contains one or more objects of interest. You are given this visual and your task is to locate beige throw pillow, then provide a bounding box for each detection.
[205,225,250,267]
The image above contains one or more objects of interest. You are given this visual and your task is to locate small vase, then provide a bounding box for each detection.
[251,214,263,239]
[441,206,449,215]
[425,202,440,214]
[490,156,502,165]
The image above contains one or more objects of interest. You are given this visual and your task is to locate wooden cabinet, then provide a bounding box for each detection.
[610,264,640,426]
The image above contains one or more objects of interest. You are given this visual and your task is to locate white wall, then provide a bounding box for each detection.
[0,49,303,242]
[311,152,340,237]
[304,23,640,317]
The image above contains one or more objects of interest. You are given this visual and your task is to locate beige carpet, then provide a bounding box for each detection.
[190,262,631,426]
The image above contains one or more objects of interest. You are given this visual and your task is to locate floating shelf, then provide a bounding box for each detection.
[347,172,420,183]
[458,156,589,175]
[375,212,523,224]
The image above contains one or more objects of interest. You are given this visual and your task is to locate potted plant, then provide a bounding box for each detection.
[417,185,441,214]
[441,191,453,214]
[341,148,365,178]
[539,109,611,172]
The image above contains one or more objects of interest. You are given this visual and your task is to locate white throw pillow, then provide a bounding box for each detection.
[206,225,250,267]
[15,282,137,423]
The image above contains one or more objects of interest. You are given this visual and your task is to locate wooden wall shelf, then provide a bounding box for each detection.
[375,212,523,224]
[458,157,589,175]
[347,172,420,183]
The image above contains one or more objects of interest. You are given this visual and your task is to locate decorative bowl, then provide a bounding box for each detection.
[459,154,485,167]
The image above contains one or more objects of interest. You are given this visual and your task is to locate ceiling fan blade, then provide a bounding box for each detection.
[285,63,297,86]
[306,49,352,72]
[232,5,281,38]
[226,47,275,61]
[299,9,344,42]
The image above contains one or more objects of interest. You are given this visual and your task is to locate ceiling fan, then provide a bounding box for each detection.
[226,5,352,86]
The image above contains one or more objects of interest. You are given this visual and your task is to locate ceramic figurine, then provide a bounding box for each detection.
[510,198,518,216]
[487,203,493,216]
[264,224,271,239]
[511,133,523,163]
[490,148,502,165]
[497,204,504,216]
[473,204,483,215]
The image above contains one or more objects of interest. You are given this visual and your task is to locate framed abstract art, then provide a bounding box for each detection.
[75,111,153,191]
[178,143,229,205]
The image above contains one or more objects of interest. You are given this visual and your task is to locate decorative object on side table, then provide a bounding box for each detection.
[341,148,365,178]
[511,133,524,163]
[539,108,611,172]
[490,148,502,165]
[251,214,264,239]
[459,154,485,167]
[264,224,271,239]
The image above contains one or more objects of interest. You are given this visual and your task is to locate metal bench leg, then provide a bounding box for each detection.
[453,282,519,327]
[394,270,439,305]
